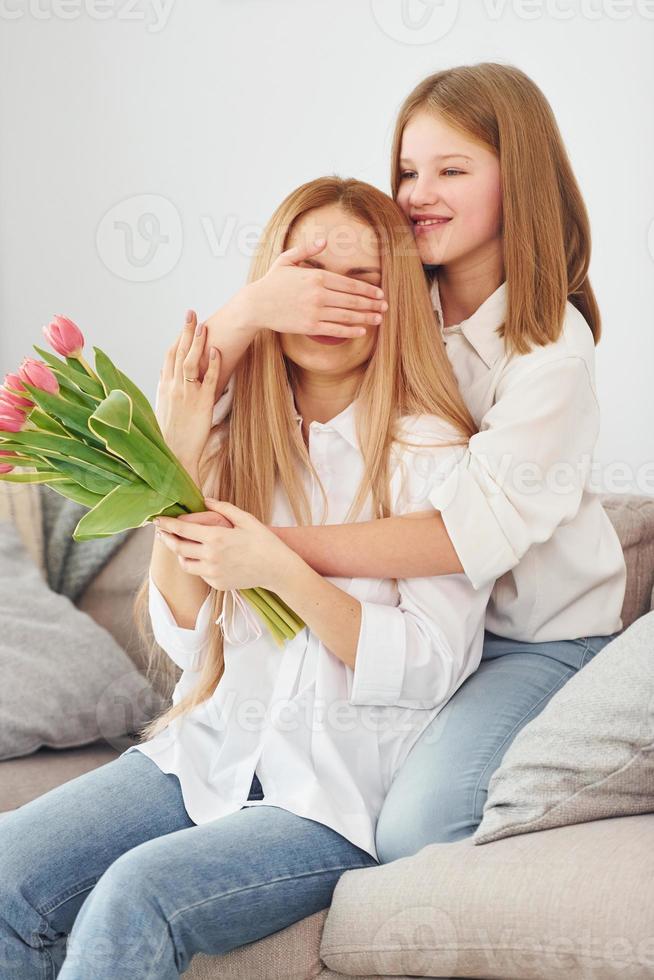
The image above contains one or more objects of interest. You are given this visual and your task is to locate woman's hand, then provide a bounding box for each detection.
[155,310,221,472]
[153,499,303,593]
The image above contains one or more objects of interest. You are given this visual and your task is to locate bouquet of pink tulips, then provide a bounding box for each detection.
[0,316,305,647]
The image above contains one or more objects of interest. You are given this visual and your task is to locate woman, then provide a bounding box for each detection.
[0,178,493,978]
[196,63,627,861]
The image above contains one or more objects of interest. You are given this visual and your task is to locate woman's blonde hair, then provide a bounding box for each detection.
[390,62,601,354]
[133,176,476,742]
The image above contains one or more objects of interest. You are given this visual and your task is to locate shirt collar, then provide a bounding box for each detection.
[429,273,507,370]
[286,384,359,450]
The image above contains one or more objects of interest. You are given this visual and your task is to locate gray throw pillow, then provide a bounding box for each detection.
[473,611,654,844]
[0,520,165,761]
[38,484,130,602]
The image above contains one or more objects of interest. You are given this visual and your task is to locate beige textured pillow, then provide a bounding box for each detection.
[0,480,44,576]
[473,611,654,844]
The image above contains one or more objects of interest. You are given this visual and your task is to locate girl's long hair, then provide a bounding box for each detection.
[390,62,601,354]
[132,176,476,741]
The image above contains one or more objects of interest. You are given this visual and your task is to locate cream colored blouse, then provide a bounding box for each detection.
[427,276,626,642]
[125,402,493,859]
[209,277,626,643]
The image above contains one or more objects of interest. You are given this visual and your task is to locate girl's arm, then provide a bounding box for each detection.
[275,552,363,668]
[272,356,603,590]
[199,293,257,406]
[272,512,463,580]
[152,506,465,681]
[153,505,366,668]
[275,521,491,709]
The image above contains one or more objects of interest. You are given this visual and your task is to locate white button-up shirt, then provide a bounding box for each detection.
[124,398,493,860]
[427,276,626,642]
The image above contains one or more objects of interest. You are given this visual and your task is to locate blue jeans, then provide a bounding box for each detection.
[0,752,378,979]
[374,628,622,863]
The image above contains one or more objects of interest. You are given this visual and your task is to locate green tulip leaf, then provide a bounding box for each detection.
[91,348,183,475]
[0,430,136,483]
[18,381,105,447]
[0,471,70,484]
[72,481,178,540]
[45,479,105,508]
[93,347,161,433]
[88,391,203,511]
[91,388,133,433]
[42,457,119,495]
[27,407,71,437]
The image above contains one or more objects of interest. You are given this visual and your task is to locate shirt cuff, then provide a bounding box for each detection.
[348,600,407,706]
[148,571,213,672]
[427,458,517,591]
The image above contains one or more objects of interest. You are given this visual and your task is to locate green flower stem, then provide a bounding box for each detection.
[252,587,305,634]
[271,592,306,624]
[241,588,292,645]
[249,590,298,640]
[76,353,101,382]
[244,588,294,638]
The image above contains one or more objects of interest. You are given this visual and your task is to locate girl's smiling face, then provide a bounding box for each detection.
[396,110,503,270]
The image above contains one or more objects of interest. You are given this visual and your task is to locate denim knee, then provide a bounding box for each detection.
[375,780,479,864]
[0,824,54,970]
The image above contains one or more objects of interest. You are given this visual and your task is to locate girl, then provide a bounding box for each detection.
[0,178,494,978]
[196,63,627,862]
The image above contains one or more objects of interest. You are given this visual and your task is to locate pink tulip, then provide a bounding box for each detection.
[18,358,59,395]
[0,405,27,433]
[0,386,33,411]
[4,372,29,396]
[43,315,85,358]
[0,462,14,474]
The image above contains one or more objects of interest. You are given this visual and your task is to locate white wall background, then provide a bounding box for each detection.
[1,0,652,495]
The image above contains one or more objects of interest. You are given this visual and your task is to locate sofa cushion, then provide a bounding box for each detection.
[0,742,121,812]
[0,481,44,576]
[77,523,156,677]
[184,910,329,980]
[471,610,654,844]
[321,814,654,980]
[0,520,165,762]
[601,493,654,628]
[38,483,130,602]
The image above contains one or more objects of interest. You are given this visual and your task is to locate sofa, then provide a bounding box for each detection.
[1,486,653,980]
